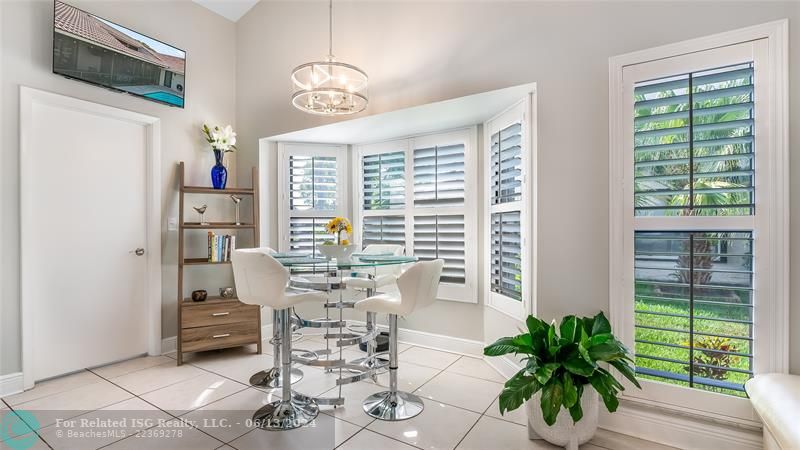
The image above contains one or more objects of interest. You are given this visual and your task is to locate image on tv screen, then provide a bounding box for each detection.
[53,0,186,108]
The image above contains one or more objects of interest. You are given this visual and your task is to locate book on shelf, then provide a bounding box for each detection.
[207,232,236,262]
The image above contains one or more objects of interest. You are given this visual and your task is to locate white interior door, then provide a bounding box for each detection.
[23,93,151,382]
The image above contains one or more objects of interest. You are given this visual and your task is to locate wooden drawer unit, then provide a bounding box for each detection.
[182,300,259,329]
[181,320,260,353]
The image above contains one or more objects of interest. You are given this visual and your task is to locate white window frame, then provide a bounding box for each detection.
[609,21,788,423]
[483,95,537,320]
[277,142,349,252]
[354,127,478,303]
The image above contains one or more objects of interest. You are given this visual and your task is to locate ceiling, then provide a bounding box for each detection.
[263,83,537,145]
[192,0,260,22]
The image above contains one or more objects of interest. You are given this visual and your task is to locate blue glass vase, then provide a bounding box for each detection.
[211,149,227,189]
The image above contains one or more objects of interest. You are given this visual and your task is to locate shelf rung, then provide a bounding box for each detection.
[181,186,254,195]
[182,222,255,229]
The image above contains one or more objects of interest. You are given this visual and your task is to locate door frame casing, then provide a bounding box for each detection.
[19,86,162,389]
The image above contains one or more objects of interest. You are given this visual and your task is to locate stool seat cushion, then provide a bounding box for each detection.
[345,274,397,290]
[354,293,407,315]
[746,373,800,449]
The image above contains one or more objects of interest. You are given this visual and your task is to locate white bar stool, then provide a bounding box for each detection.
[344,244,405,373]
[354,259,444,421]
[232,248,327,430]
[241,247,304,389]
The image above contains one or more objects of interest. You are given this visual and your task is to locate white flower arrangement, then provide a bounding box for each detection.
[202,124,237,152]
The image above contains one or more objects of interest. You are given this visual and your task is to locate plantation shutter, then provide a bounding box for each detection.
[633,64,755,216]
[413,215,465,284]
[362,151,405,210]
[490,211,522,300]
[289,155,338,211]
[491,122,523,204]
[362,215,405,247]
[288,217,333,255]
[413,143,465,207]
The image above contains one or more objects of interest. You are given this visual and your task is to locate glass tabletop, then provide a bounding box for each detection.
[274,253,418,268]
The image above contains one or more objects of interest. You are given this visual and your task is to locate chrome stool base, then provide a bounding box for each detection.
[252,394,319,430]
[362,390,424,421]
[249,367,303,388]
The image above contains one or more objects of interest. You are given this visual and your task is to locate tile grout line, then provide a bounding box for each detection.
[89,367,231,449]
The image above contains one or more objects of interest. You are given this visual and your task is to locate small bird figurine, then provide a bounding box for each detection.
[230,195,242,225]
[193,205,208,225]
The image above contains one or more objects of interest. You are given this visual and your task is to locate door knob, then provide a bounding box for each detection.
[131,248,145,256]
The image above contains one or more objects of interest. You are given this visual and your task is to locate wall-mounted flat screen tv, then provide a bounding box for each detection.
[52,0,186,108]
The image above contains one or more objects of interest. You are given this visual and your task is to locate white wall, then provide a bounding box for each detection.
[236,1,800,374]
[0,0,237,376]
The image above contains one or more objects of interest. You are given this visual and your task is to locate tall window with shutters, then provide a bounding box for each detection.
[484,99,533,319]
[611,31,788,419]
[355,128,478,302]
[278,143,348,255]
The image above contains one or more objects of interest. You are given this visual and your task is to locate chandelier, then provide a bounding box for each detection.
[291,0,368,115]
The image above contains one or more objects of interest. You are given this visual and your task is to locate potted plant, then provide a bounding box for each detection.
[202,124,237,189]
[484,312,640,450]
[318,217,356,262]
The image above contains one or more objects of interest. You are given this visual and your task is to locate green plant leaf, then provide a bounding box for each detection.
[499,370,541,415]
[484,337,521,356]
[591,312,611,336]
[526,316,548,335]
[559,316,579,343]
[562,372,578,408]
[589,372,620,413]
[540,379,564,426]
[568,401,583,423]
[609,360,642,389]
[588,342,626,362]
[588,333,612,347]
[534,363,560,385]
[563,350,596,376]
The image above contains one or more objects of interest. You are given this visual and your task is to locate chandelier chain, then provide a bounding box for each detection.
[328,0,333,59]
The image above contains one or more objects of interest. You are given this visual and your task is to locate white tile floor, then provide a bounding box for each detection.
[0,341,676,450]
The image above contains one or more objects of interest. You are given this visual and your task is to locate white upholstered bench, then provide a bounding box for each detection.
[745,374,800,450]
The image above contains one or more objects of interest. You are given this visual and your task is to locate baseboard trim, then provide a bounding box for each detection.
[160,336,176,355]
[0,372,24,398]
[161,322,482,357]
[483,354,520,379]
[600,400,762,450]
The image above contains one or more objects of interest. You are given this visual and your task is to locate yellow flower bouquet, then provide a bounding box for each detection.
[325,217,352,245]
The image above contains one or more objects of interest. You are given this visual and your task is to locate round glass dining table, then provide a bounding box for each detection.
[266,251,418,406]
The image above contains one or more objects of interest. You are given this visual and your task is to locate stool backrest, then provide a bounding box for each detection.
[362,244,405,276]
[231,248,289,307]
[397,259,444,312]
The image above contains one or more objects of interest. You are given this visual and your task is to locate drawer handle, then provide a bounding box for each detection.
[212,312,230,317]
[212,333,231,339]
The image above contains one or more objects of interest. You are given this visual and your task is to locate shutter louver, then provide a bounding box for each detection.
[289,217,333,255]
[491,123,523,204]
[491,211,522,301]
[633,231,753,395]
[363,215,405,247]
[634,63,754,216]
[413,214,465,284]
[363,151,405,210]
[413,143,465,207]
[289,156,338,211]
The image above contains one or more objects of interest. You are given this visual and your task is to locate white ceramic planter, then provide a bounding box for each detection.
[527,390,599,450]
[318,244,357,262]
